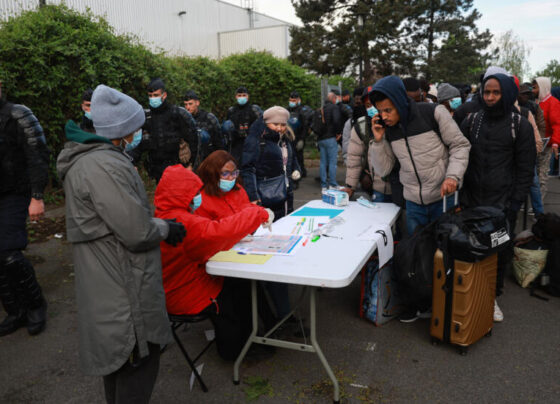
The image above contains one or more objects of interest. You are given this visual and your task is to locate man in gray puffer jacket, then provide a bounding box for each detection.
[368,76,471,236]
[57,85,186,403]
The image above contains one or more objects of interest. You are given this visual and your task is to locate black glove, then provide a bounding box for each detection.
[164,219,186,246]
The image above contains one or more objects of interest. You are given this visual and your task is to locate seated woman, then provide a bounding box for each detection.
[241,106,301,220]
[154,164,272,360]
[196,150,254,220]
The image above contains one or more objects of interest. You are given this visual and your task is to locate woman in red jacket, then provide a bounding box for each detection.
[154,164,272,360]
[196,150,254,220]
[196,150,296,330]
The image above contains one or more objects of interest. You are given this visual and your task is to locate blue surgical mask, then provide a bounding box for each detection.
[84,111,91,119]
[367,106,378,118]
[237,97,248,106]
[335,98,341,104]
[149,96,163,108]
[190,193,202,212]
[450,97,462,110]
[219,178,236,192]
[125,129,142,152]
[289,101,297,108]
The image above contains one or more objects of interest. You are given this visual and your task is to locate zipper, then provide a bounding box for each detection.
[402,125,424,205]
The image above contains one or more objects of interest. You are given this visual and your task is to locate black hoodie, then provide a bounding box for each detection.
[460,73,536,211]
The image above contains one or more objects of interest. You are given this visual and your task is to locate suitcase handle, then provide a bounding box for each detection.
[443,191,459,213]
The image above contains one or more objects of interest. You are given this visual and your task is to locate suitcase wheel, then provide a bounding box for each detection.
[458,346,468,356]
[431,337,439,346]
[486,330,492,337]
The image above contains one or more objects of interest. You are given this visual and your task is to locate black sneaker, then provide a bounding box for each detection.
[399,310,419,323]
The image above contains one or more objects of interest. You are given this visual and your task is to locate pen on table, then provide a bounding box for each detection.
[237,251,247,255]
[302,237,309,246]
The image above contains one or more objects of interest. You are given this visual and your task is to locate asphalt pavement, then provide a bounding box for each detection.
[1,163,559,404]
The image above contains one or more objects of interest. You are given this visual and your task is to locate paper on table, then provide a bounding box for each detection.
[357,223,393,267]
[209,250,272,264]
[233,235,303,256]
[254,215,330,236]
[291,206,344,218]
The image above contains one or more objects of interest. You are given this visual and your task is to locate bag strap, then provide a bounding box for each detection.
[321,107,325,124]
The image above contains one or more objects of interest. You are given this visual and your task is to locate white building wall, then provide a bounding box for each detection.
[0,0,291,58]
[219,25,290,58]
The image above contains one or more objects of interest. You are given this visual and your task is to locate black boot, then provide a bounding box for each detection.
[5,252,47,335]
[0,264,27,336]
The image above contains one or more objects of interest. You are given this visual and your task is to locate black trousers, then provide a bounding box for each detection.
[103,342,161,404]
[209,278,253,361]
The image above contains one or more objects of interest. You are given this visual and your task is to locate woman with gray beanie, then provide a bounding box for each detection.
[57,85,186,403]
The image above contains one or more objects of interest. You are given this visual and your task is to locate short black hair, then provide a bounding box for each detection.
[289,90,300,98]
[183,90,199,101]
[353,87,365,97]
[330,89,340,96]
[342,89,350,96]
[147,78,165,92]
[236,86,248,94]
[418,78,430,92]
[82,88,93,102]
[402,77,420,92]
[369,91,388,105]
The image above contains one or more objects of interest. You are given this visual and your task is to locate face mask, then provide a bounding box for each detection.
[219,178,236,192]
[237,97,248,106]
[335,98,341,104]
[367,106,378,118]
[449,97,462,110]
[190,193,202,212]
[289,101,297,108]
[124,129,142,152]
[84,111,92,119]
[149,96,163,108]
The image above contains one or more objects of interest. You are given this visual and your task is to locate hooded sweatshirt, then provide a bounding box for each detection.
[460,74,536,210]
[369,76,471,205]
[154,165,268,315]
[535,77,560,146]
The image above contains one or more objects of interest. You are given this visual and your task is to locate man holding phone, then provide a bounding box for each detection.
[368,76,471,237]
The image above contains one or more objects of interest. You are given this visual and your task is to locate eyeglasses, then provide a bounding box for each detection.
[220,170,239,178]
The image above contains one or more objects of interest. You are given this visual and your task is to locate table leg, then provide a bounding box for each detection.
[233,280,258,385]
[309,287,340,403]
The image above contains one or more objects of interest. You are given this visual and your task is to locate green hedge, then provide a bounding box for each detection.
[0,4,354,184]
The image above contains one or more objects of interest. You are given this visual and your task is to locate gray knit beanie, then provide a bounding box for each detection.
[91,85,145,139]
[437,83,460,103]
[263,106,289,124]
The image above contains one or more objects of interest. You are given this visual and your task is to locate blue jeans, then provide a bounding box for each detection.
[318,137,339,189]
[372,191,392,203]
[549,153,559,176]
[405,197,456,236]
[529,166,544,215]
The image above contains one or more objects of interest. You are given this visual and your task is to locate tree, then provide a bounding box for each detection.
[289,0,417,83]
[535,59,560,87]
[491,30,531,81]
[406,0,492,82]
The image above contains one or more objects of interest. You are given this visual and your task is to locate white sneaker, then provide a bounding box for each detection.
[493,300,503,322]
[321,187,328,193]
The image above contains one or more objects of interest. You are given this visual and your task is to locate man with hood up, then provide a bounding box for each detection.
[57,85,186,403]
[460,73,536,322]
[368,75,471,322]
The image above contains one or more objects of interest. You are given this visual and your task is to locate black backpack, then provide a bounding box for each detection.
[311,107,327,136]
[530,213,560,298]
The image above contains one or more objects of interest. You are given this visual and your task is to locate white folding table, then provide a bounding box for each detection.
[206,200,400,403]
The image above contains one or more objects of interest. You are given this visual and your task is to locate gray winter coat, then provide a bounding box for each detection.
[57,133,171,376]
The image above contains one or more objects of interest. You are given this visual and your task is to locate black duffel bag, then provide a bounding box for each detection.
[436,206,510,262]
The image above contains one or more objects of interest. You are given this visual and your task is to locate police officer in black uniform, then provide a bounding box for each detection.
[287,91,312,178]
[0,80,49,336]
[80,88,95,133]
[183,90,223,162]
[225,86,262,164]
[130,78,199,182]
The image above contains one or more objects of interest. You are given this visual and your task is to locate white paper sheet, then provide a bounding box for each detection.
[254,216,331,237]
[356,223,393,267]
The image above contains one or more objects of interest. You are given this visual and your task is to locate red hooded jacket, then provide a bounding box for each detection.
[155,165,268,315]
[540,95,560,146]
[196,185,253,221]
